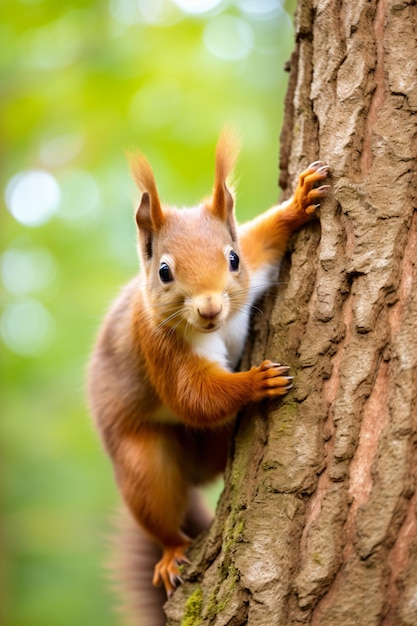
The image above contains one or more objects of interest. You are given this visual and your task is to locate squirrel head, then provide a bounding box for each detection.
[128,129,250,334]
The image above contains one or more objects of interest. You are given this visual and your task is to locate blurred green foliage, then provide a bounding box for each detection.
[1,0,296,624]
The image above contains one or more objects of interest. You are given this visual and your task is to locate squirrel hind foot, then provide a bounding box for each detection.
[152,544,191,598]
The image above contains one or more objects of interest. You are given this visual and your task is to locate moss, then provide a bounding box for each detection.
[311,552,323,566]
[206,565,240,619]
[206,589,219,620]
[181,587,203,626]
[235,519,244,538]
[224,511,245,553]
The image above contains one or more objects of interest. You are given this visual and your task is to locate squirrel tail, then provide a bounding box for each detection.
[109,507,167,626]
[108,491,214,625]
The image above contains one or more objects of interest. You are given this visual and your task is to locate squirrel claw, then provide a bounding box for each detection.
[292,161,331,221]
[176,555,191,566]
[153,543,191,597]
[169,573,183,588]
[309,161,331,174]
[252,360,294,401]
[314,184,331,195]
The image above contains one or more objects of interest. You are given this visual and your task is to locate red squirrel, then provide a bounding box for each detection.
[87,130,330,619]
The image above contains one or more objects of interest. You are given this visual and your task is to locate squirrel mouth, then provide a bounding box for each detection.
[200,321,220,332]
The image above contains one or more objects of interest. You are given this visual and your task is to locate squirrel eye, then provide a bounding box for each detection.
[159,262,173,283]
[229,250,240,272]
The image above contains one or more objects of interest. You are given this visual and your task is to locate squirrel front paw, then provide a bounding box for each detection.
[295,161,331,217]
[250,360,293,402]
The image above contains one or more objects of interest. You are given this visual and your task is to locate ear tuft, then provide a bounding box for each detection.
[210,127,240,237]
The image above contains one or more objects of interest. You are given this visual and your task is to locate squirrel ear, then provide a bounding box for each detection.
[135,191,155,260]
[210,128,240,240]
[128,151,165,232]
[128,152,165,260]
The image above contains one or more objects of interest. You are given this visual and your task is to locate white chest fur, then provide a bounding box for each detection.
[189,263,279,371]
[190,307,250,371]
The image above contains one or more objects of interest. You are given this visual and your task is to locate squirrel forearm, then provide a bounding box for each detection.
[174,361,291,426]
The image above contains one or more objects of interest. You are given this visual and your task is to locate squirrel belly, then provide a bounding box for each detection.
[87,129,331,619]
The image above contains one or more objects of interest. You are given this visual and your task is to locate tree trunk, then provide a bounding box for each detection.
[165,1,417,624]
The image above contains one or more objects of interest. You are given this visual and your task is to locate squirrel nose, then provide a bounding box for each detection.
[196,295,222,319]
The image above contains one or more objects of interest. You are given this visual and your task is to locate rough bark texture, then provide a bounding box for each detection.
[165,1,417,624]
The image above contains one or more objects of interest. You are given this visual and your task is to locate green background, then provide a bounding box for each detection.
[1,1,296,624]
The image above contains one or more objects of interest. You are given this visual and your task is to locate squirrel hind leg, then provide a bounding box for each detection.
[110,506,167,626]
[153,488,214,597]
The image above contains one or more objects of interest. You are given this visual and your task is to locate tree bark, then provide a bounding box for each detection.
[165,1,417,624]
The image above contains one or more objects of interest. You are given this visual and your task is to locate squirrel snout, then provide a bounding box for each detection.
[195,295,223,320]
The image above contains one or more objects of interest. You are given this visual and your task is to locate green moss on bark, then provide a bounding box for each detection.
[180,587,203,626]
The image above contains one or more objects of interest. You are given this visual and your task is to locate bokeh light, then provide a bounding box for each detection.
[40,133,84,168]
[240,0,284,17]
[172,0,223,14]
[57,169,101,224]
[5,171,61,227]
[1,298,55,356]
[203,15,254,60]
[22,13,82,70]
[2,245,57,296]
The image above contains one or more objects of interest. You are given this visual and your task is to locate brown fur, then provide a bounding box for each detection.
[87,133,330,622]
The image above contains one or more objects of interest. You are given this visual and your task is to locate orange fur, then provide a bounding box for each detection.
[87,134,330,620]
